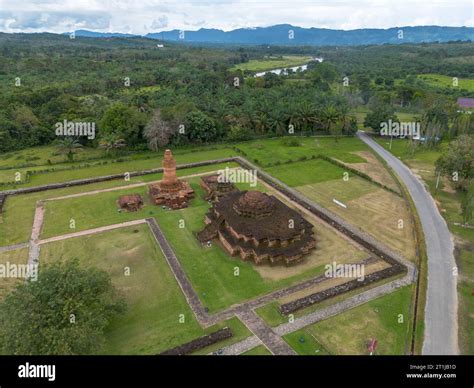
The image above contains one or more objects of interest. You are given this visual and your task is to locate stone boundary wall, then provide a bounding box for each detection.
[0,155,412,316]
[159,327,233,355]
[0,194,5,214]
[279,265,405,315]
[0,157,236,197]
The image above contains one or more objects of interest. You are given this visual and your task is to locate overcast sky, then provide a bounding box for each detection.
[0,0,472,34]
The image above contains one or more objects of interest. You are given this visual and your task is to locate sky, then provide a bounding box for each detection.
[0,0,473,34]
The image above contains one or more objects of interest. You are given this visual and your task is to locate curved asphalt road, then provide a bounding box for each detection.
[357,131,458,355]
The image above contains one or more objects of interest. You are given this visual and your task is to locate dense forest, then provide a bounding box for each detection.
[0,33,473,153]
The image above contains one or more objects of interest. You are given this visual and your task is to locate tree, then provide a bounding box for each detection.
[56,137,83,162]
[100,103,145,146]
[143,109,175,150]
[183,111,218,143]
[0,259,125,355]
[364,104,398,132]
[461,181,474,225]
[322,106,341,141]
[436,135,474,191]
[99,134,126,155]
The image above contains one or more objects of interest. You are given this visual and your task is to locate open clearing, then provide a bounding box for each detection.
[285,286,413,355]
[39,224,251,354]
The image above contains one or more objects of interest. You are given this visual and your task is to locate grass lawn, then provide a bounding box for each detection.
[266,158,352,186]
[0,248,29,300]
[417,73,474,92]
[296,286,413,355]
[230,55,313,72]
[0,162,237,247]
[39,224,251,354]
[297,179,416,260]
[234,136,368,166]
[283,330,330,355]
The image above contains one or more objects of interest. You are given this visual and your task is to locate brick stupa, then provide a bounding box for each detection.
[148,149,194,209]
[197,190,316,266]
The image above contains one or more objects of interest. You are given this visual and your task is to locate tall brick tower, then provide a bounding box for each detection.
[161,149,179,189]
[148,149,194,209]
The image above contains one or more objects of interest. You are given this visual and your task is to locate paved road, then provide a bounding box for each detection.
[357,131,458,355]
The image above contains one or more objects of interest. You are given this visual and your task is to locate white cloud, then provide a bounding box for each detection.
[0,0,472,34]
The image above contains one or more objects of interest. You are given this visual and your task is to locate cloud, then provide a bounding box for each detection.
[151,15,169,30]
[0,0,472,34]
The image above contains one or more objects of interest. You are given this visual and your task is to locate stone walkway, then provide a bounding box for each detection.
[218,269,414,355]
[38,219,147,245]
[0,242,29,253]
[146,218,210,324]
[236,307,296,355]
[27,202,44,266]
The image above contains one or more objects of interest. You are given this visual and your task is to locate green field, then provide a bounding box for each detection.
[286,286,413,355]
[235,137,368,166]
[39,224,251,354]
[283,330,330,355]
[231,55,313,72]
[417,73,474,92]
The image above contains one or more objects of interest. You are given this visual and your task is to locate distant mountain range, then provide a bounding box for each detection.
[69,25,474,45]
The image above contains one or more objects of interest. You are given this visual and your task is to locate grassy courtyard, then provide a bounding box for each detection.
[39,224,251,354]
[0,162,238,247]
[284,286,413,355]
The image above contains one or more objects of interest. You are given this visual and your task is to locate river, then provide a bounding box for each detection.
[254,57,323,77]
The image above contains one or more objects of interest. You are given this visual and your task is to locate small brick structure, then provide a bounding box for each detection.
[118,194,143,212]
[200,174,238,202]
[159,327,233,355]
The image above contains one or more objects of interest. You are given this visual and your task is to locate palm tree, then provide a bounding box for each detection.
[99,135,126,155]
[323,106,342,142]
[56,137,82,162]
[298,102,317,134]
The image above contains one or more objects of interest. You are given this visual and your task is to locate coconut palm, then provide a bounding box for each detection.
[56,137,83,162]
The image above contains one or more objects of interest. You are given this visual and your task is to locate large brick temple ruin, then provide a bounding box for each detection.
[197,190,317,265]
[149,149,194,209]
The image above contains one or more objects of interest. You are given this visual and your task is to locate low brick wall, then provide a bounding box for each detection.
[159,327,233,355]
[279,265,406,315]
